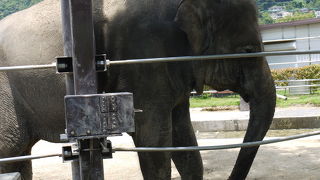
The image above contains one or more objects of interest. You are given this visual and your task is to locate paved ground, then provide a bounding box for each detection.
[31,130,320,180]
[26,106,320,179]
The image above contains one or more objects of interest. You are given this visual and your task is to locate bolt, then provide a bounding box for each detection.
[86,130,91,135]
[70,131,75,136]
[64,151,71,157]
[58,63,68,70]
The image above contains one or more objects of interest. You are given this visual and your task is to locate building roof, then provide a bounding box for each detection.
[260,18,320,30]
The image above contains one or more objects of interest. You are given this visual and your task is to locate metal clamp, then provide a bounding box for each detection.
[62,144,79,162]
[62,139,113,162]
[56,54,110,73]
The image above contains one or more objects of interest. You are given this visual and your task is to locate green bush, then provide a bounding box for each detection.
[271,64,320,86]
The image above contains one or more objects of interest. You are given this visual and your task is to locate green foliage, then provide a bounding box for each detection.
[190,95,240,108]
[0,0,42,19]
[271,64,320,86]
[190,91,320,108]
[275,12,315,23]
[256,0,320,12]
[276,90,320,107]
[259,12,275,24]
[257,0,320,24]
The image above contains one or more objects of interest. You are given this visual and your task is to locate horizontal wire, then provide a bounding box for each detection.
[0,153,61,164]
[1,50,320,71]
[114,130,320,152]
[0,63,56,72]
[263,36,320,43]
[109,50,320,65]
[0,130,319,163]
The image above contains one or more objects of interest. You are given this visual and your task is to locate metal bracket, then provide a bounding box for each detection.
[62,139,113,162]
[101,140,113,159]
[56,54,110,73]
[64,93,135,140]
[62,145,78,162]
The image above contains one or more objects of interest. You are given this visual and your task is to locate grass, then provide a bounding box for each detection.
[190,90,320,108]
[190,94,240,108]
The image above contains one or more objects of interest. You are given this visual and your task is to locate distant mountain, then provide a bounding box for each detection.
[256,0,320,12]
[256,0,320,24]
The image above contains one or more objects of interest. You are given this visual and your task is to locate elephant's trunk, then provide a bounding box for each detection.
[228,58,276,180]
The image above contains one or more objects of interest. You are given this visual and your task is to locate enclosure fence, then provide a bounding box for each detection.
[0,49,320,164]
[1,50,320,72]
[0,130,319,164]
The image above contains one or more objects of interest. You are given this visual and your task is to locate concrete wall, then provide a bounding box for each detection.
[261,22,320,69]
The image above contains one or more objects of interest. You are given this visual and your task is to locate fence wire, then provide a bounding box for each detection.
[114,130,320,152]
[1,50,320,72]
[0,130,319,164]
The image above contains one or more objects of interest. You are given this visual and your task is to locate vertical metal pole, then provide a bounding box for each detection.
[69,0,104,179]
[61,0,104,179]
[60,0,74,94]
[69,0,97,94]
[61,1,79,179]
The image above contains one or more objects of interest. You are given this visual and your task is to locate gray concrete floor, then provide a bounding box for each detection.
[31,129,320,180]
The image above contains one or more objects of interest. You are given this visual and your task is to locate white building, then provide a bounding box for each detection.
[268,6,285,13]
[260,18,320,69]
[270,11,293,20]
[300,8,309,13]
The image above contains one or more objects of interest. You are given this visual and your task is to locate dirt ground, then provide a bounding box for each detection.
[31,130,320,180]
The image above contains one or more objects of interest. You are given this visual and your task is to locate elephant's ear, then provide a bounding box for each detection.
[174,0,208,55]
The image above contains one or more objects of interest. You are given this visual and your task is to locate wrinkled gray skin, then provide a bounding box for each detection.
[0,0,276,179]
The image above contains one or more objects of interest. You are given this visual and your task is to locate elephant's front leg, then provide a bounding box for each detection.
[133,104,173,180]
[171,99,203,180]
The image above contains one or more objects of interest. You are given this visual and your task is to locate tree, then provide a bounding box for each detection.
[275,12,316,23]
[259,12,275,24]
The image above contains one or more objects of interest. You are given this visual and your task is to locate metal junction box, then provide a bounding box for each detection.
[64,93,135,139]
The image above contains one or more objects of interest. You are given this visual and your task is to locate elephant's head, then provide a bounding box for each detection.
[175,0,276,179]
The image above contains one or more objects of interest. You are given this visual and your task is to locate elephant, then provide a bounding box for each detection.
[0,0,276,179]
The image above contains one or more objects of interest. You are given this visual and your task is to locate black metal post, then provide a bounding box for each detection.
[60,0,74,94]
[61,0,104,179]
[60,0,80,179]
